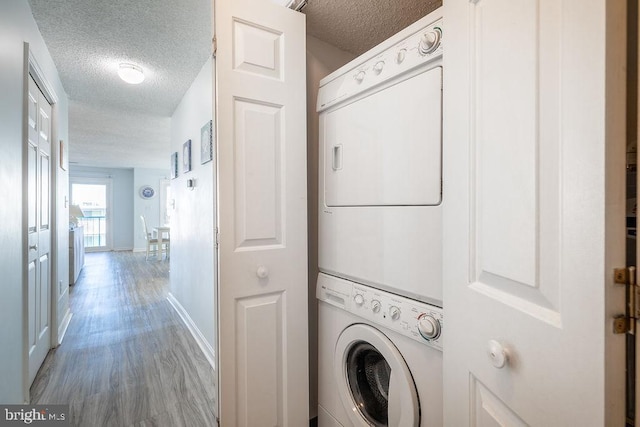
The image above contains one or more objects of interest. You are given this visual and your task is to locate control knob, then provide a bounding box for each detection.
[373,61,385,75]
[389,306,401,321]
[419,28,441,55]
[371,299,381,313]
[396,49,406,64]
[417,314,441,340]
[354,70,365,83]
[354,294,365,306]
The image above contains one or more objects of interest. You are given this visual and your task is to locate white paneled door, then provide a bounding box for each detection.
[443,0,627,425]
[215,0,308,426]
[27,75,52,386]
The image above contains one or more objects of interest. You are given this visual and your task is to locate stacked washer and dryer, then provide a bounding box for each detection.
[316,9,444,427]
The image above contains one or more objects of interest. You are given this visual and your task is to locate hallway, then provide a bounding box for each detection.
[30,252,217,426]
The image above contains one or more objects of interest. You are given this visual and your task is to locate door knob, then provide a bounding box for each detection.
[256,266,269,279]
[29,244,38,251]
[487,340,508,369]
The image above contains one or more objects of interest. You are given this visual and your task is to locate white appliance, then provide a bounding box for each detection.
[317,273,443,427]
[317,11,443,305]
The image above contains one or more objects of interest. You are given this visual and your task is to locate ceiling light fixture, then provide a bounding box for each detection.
[118,63,145,84]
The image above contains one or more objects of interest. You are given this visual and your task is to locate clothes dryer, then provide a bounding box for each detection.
[317,273,443,427]
[317,10,444,305]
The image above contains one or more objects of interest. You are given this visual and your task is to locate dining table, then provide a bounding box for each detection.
[153,226,170,260]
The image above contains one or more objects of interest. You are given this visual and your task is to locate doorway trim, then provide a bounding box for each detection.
[23,43,60,403]
[159,178,171,226]
[70,177,114,252]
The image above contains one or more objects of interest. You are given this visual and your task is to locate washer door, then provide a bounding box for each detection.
[334,324,419,427]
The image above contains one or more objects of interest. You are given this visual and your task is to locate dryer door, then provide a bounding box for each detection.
[322,66,442,207]
[334,324,419,427]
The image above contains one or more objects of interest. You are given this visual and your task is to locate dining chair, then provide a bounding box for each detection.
[140,215,170,260]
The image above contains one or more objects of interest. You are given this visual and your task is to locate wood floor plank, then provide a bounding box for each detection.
[30,251,218,426]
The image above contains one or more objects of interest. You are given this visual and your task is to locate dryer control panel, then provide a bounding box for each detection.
[317,15,443,112]
[317,273,443,351]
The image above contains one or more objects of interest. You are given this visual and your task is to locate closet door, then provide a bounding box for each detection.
[27,75,52,386]
[215,0,308,425]
[442,0,626,425]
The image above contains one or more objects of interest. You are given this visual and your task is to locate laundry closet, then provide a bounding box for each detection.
[305,1,628,426]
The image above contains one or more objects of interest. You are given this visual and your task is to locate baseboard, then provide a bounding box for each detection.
[167,293,216,370]
[112,247,134,252]
[57,308,73,345]
[132,248,145,253]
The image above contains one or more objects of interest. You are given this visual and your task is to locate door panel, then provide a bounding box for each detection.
[443,0,625,425]
[232,19,283,79]
[27,145,37,234]
[470,0,560,318]
[235,292,285,426]
[215,0,308,425]
[38,102,51,154]
[233,99,283,249]
[27,260,36,353]
[38,254,50,338]
[40,154,50,230]
[27,75,52,386]
[471,377,527,427]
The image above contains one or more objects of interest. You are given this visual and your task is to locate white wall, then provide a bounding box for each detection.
[54,95,71,349]
[169,58,216,351]
[133,168,170,251]
[70,166,134,250]
[305,35,355,419]
[0,1,69,403]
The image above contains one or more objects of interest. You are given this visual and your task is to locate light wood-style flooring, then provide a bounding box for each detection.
[31,251,218,426]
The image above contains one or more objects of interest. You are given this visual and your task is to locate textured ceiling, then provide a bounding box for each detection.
[305,0,442,55]
[28,0,211,169]
[27,0,440,169]
[68,100,171,169]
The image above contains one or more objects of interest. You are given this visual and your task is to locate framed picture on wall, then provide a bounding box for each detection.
[170,152,179,179]
[201,120,213,164]
[182,139,192,173]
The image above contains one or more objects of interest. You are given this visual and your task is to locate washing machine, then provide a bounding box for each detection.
[317,273,443,427]
[317,10,444,306]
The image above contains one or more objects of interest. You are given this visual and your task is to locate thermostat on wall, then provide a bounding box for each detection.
[139,185,155,199]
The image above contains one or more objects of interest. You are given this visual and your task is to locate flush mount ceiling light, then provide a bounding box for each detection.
[118,63,145,84]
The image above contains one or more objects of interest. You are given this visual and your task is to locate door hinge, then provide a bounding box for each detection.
[212,35,217,58]
[613,266,638,334]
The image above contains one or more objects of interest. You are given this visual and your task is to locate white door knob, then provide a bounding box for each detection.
[487,340,508,369]
[256,266,269,279]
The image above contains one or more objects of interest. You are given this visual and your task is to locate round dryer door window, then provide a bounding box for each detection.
[334,324,419,427]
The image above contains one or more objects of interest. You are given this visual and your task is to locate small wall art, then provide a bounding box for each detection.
[170,152,179,179]
[182,139,192,173]
[201,120,213,164]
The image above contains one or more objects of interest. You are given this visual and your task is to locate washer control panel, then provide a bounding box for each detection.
[317,13,443,112]
[317,273,443,351]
